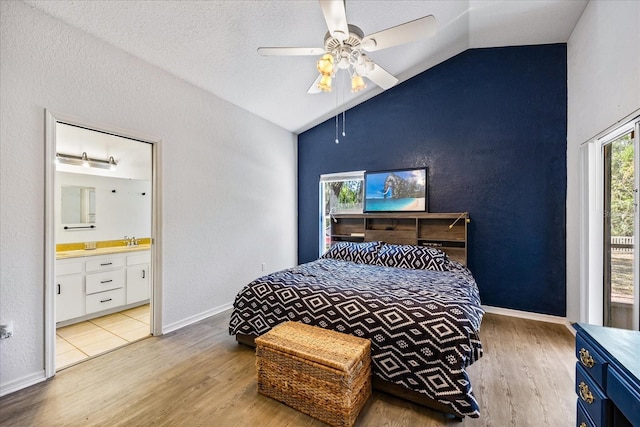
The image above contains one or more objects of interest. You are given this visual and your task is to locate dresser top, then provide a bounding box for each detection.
[575,323,640,383]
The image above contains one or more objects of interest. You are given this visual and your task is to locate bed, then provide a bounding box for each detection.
[229,238,484,419]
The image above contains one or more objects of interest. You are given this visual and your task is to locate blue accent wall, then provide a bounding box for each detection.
[298,44,567,317]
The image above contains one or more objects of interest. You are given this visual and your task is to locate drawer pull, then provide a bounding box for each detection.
[578,381,594,404]
[100,298,113,303]
[57,284,61,295]
[579,348,595,368]
[100,279,113,284]
[580,423,586,427]
[100,262,113,266]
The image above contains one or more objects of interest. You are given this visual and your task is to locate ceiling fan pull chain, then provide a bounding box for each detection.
[342,111,346,137]
[335,114,339,144]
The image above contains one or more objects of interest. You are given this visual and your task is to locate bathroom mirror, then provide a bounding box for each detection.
[61,185,96,225]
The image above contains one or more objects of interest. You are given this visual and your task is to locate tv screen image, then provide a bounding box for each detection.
[364,167,427,212]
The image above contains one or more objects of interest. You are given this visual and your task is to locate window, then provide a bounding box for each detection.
[319,171,364,254]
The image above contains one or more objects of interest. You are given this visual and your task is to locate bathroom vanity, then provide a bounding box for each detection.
[56,245,151,325]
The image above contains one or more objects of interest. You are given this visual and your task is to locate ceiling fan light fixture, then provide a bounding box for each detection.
[318,74,333,92]
[316,53,334,75]
[350,74,366,93]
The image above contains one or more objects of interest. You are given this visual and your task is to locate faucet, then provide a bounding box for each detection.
[124,235,138,247]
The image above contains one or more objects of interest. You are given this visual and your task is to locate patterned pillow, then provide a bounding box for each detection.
[321,241,383,264]
[376,244,449,271]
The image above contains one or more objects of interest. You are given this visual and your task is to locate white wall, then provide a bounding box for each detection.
[0,1,297,395]
[56,172,152,244]
[566,0,640,322]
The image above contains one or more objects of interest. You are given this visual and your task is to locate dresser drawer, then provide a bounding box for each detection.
[576,363,611,426]
[576,334,608,388]
[86,269,125,294]
[577,400,595,427]
[86,288,125,314]
[607,366,640,425]
[85,256,125,272]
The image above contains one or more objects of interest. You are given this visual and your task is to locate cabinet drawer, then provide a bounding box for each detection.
[576,363,611,426]
[57,261,83,276]
[86,288,125,314]
[127,252,150,266]
[576,333,608,388]
[577,400,595,427]
[85,257,125,272]
[86,269,124,294]
[607,366,640,425]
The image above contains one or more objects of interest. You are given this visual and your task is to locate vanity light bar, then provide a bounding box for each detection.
[56,152,117,170]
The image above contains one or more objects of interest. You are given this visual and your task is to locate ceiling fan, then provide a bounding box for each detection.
[257,0,437,94]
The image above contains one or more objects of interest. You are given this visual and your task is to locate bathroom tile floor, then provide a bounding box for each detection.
[56,304,150,370]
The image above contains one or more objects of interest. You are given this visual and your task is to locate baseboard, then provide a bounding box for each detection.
[162,302,233,334]
[0,370,46,397]
[483,305,569,325]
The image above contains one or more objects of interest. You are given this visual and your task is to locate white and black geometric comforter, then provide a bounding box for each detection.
[229,258,484,418]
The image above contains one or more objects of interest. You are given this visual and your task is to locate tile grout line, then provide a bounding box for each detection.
[56,305,151,370]
[56,334,90,358]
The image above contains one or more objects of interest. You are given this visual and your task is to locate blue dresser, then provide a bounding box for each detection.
[574,323,640,427]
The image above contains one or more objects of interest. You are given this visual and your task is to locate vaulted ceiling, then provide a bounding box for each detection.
[26,0,588,134]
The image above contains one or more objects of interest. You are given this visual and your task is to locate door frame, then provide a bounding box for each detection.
[580,110,640,330]
[44,110,163,378]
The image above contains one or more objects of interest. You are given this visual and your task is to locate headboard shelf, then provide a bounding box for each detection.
[330,212,470,265]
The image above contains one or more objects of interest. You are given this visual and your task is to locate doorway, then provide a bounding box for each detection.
[602,125,638,330]
[44,111,162,378]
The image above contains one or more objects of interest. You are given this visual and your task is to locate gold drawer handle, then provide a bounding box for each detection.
[579,381,594,404]
[579,348,595,368]
[580,423,587,427]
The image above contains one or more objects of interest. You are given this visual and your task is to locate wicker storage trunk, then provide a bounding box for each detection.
[255,322,371,427]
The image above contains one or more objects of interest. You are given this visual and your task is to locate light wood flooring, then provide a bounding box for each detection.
[0,312,576,426]
[56,305,150,370]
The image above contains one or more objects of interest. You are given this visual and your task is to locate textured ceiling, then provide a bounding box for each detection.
[26,0,588,134]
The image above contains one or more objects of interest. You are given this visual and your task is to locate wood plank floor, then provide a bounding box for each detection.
[0,312,577,426]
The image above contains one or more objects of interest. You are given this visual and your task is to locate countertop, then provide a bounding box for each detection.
[56,244,151,260]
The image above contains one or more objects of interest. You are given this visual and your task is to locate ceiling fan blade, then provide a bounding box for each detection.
[319,0,349,41]
[258,47,326,56]
[361,15,437,52]
[307,75,322,94]
[361,60,398,90]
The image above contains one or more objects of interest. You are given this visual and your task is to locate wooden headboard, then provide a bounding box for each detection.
[329,212,470,266]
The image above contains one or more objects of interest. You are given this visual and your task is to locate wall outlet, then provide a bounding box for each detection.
[261,262,266,272]
[0,322,13,339]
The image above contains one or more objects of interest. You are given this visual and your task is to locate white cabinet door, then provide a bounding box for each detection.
[56,274,84,322]
[126,264,149,304]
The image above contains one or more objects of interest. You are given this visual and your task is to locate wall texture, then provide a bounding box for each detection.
[299,45,567,317]
[0,1,297,395]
